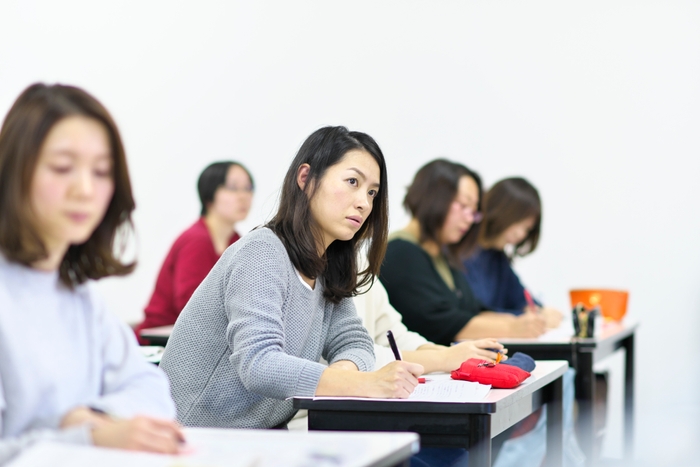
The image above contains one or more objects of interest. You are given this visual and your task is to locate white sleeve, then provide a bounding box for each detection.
[0,371,92,466]
[353,281,430,370]
[85,288,176,418]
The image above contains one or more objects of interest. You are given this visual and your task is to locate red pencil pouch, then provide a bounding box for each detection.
[451,358,531,389]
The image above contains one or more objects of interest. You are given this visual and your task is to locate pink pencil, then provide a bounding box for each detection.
[524,289,537,309]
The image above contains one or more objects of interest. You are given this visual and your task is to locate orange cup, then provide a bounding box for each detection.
[569,289,629,321]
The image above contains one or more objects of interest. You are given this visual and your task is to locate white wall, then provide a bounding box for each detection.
[2,1,699,463]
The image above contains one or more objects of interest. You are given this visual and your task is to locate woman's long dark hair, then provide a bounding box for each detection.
[403,159,483,269]
[267,126,388,304]
[0,83,135,288]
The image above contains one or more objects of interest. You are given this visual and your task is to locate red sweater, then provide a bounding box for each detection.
[136,218,240,343]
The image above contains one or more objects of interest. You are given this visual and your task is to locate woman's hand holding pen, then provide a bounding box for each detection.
[366,361,424,399]
[62,408,185,454]
[511,312,546,337]
[91,416,185,454]
[523,289,561,330]
[540,306,563,328]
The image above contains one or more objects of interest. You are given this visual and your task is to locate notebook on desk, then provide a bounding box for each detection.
[298,375,491,403]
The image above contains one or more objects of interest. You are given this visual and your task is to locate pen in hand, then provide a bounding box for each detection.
[386,330,402,361]
[387,330,426,385]
[524,289,539,313]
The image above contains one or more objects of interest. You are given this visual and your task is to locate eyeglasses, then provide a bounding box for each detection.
[221,184,254,194]
[453,200,483,224]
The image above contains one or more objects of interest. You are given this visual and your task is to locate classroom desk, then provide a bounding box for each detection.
[294,360,568,467]
[8,427,419,467]
[138,345,164,365]
[139,324,173,346]
[498,320,637,466]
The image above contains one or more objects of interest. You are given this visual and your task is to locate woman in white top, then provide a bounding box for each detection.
[354,280,505,371]
[0,83,182,465]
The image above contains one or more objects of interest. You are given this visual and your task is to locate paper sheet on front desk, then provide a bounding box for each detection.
[6,441,258,467]
[311,375,491,403]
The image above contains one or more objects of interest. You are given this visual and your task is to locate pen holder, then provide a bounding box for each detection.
[572,303,599,338]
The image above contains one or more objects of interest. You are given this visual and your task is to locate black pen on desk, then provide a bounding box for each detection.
[386,330,402,360]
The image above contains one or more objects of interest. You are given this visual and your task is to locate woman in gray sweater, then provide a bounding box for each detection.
[160,126,422,429]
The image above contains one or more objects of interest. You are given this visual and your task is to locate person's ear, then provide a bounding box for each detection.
[296,164,311,190]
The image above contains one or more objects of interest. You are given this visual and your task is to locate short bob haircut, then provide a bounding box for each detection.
[197,161,254,216]
[0,83,136,288]
[403,159,483,269]
[479,177,541,259]
[267,126,388,304]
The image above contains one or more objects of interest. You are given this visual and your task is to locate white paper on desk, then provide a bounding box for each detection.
[6,441,258,467]
[539,321,576,340]
[310,375,491,403]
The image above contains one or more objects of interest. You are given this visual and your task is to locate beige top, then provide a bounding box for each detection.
[354,279,430,370]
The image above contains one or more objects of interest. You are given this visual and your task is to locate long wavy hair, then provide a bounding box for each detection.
[267,126,389,304]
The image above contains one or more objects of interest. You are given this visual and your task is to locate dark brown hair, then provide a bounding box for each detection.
[0,83,136,287]
[403,159,483,268]
[479,177,541,259]
[266,126,388,304]
[197,161,254,216]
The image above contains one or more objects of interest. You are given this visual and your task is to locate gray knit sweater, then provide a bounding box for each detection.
[160,227,375,429]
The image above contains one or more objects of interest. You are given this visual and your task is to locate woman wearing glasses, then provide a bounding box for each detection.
[379,159,547,346]
[136,162,254,341]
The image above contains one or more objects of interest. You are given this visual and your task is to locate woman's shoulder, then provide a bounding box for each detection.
[172,218,212,246]
[386,236,427,259]
[466,247,507,265]
[234,227,284,251]
[219,227,289,269]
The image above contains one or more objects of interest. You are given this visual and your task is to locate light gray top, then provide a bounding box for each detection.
[0,254,176,466]
[159,227,375,429]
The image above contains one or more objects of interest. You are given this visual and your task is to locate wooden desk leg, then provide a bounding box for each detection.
[544,375,564,467]
[575,350,596,466]
[468,414,492,467]
[623,334,635,461]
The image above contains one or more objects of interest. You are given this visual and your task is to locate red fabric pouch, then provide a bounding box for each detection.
[450,358,531,389]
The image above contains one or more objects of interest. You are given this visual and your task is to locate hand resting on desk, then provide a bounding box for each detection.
[60,406,185,454]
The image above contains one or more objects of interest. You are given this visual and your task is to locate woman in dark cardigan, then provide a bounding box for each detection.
[380,159,547,346]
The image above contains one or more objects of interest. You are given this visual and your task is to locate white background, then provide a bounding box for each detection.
[2,1,698,464]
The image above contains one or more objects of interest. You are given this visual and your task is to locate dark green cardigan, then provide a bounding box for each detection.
[379,237,487,346]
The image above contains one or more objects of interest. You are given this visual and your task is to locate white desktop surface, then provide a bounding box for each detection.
[8,427,419,467]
